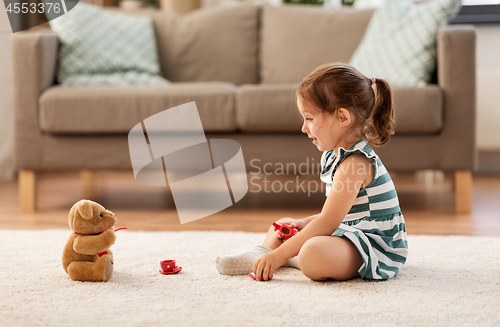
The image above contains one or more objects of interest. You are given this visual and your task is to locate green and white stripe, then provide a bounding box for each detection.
[320,139,408,280]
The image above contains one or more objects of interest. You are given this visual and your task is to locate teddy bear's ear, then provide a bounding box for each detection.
[77,200,94,221]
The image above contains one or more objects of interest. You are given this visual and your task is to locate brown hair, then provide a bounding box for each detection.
[296,63,395,146]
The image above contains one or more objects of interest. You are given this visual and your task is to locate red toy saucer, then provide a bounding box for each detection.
[248,272,271,281]
[159,266,182,275]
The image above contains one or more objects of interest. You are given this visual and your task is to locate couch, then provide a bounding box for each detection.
[11,5,476,213]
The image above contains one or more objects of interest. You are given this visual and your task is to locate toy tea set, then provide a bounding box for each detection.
[62,199,181,282]
[62,200,294,282]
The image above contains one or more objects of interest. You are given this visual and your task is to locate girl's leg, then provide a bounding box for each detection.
[215,217,298,275]
[298,236,363,281]
[263,218,301,269]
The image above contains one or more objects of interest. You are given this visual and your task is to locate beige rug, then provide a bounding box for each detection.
[1,230,499,327]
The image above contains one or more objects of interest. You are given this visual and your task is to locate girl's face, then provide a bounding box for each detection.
[297,96,341,152]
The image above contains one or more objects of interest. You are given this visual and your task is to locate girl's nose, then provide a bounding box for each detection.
[301,122,308,134]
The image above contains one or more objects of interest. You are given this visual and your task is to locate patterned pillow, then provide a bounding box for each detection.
[49,3,168,86]
[349,0,462,87]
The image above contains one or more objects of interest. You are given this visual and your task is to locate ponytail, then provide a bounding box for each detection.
[363,78,395,146]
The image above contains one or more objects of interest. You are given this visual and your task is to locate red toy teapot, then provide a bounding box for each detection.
[273,222,298,240]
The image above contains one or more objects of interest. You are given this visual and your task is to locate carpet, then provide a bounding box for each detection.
[1,230,499,327]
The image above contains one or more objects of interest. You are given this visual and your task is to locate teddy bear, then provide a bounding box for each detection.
[62,199,117,282]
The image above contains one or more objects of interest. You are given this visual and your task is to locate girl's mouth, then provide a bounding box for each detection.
[312,137,318,144]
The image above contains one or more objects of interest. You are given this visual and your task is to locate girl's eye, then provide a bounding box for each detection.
[306,118,312,121]
[100,213,103,217]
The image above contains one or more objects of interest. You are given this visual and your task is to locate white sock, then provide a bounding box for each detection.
[215,244,301,275]
[215,244,271,275]
[283,256,300,270]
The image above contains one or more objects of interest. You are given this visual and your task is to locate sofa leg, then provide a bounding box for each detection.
[454,170,472,213]
[19,170,36,213]
[80,170,96,200]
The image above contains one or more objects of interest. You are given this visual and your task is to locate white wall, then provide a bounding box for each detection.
[475,24,500,151]
[0,8,14,180]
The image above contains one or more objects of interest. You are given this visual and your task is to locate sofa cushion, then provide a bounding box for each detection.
[236,84,443,135]
[48,4,168,86]
[151,6,260,85]
[39,83,237,134]
[236,84,302,132]
[349,0,462,87]
[260,6,374,84]
[392,86,443,134]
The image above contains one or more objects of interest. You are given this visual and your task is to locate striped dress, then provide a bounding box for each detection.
[320,138,408,280]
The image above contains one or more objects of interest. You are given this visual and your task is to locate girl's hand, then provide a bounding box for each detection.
[253,250,287,281]
[290,219,307,231]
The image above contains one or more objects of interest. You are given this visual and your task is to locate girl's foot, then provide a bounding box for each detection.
[215,244,271,275]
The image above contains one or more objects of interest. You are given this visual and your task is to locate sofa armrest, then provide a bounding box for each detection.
[10,31,58,169]
[437,25,477,171]
[40,31,59,91]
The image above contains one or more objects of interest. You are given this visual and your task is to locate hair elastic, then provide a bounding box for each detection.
[370,77,376,85]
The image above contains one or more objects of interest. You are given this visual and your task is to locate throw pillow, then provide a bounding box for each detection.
[48,3,168,86]
[349,0,462,87]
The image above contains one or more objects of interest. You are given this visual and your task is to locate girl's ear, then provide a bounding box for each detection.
[337,108,351,125]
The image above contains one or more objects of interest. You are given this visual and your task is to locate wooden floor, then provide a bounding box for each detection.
[1,171,499,236]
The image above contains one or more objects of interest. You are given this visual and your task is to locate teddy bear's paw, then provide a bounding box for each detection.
[105,258,114,280]
[67,261,107,282]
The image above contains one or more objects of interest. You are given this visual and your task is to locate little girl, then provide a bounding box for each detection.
[215,63,408,281]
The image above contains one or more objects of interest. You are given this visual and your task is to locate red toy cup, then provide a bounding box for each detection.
[160,260,176,272]
[159,260,182,275]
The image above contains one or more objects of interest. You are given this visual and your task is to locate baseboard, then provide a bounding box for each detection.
[478,150,500,174]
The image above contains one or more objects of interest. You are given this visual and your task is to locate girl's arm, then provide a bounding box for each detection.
[291,213,320,230]
[277,155,369,258]
[253,154,373,280]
